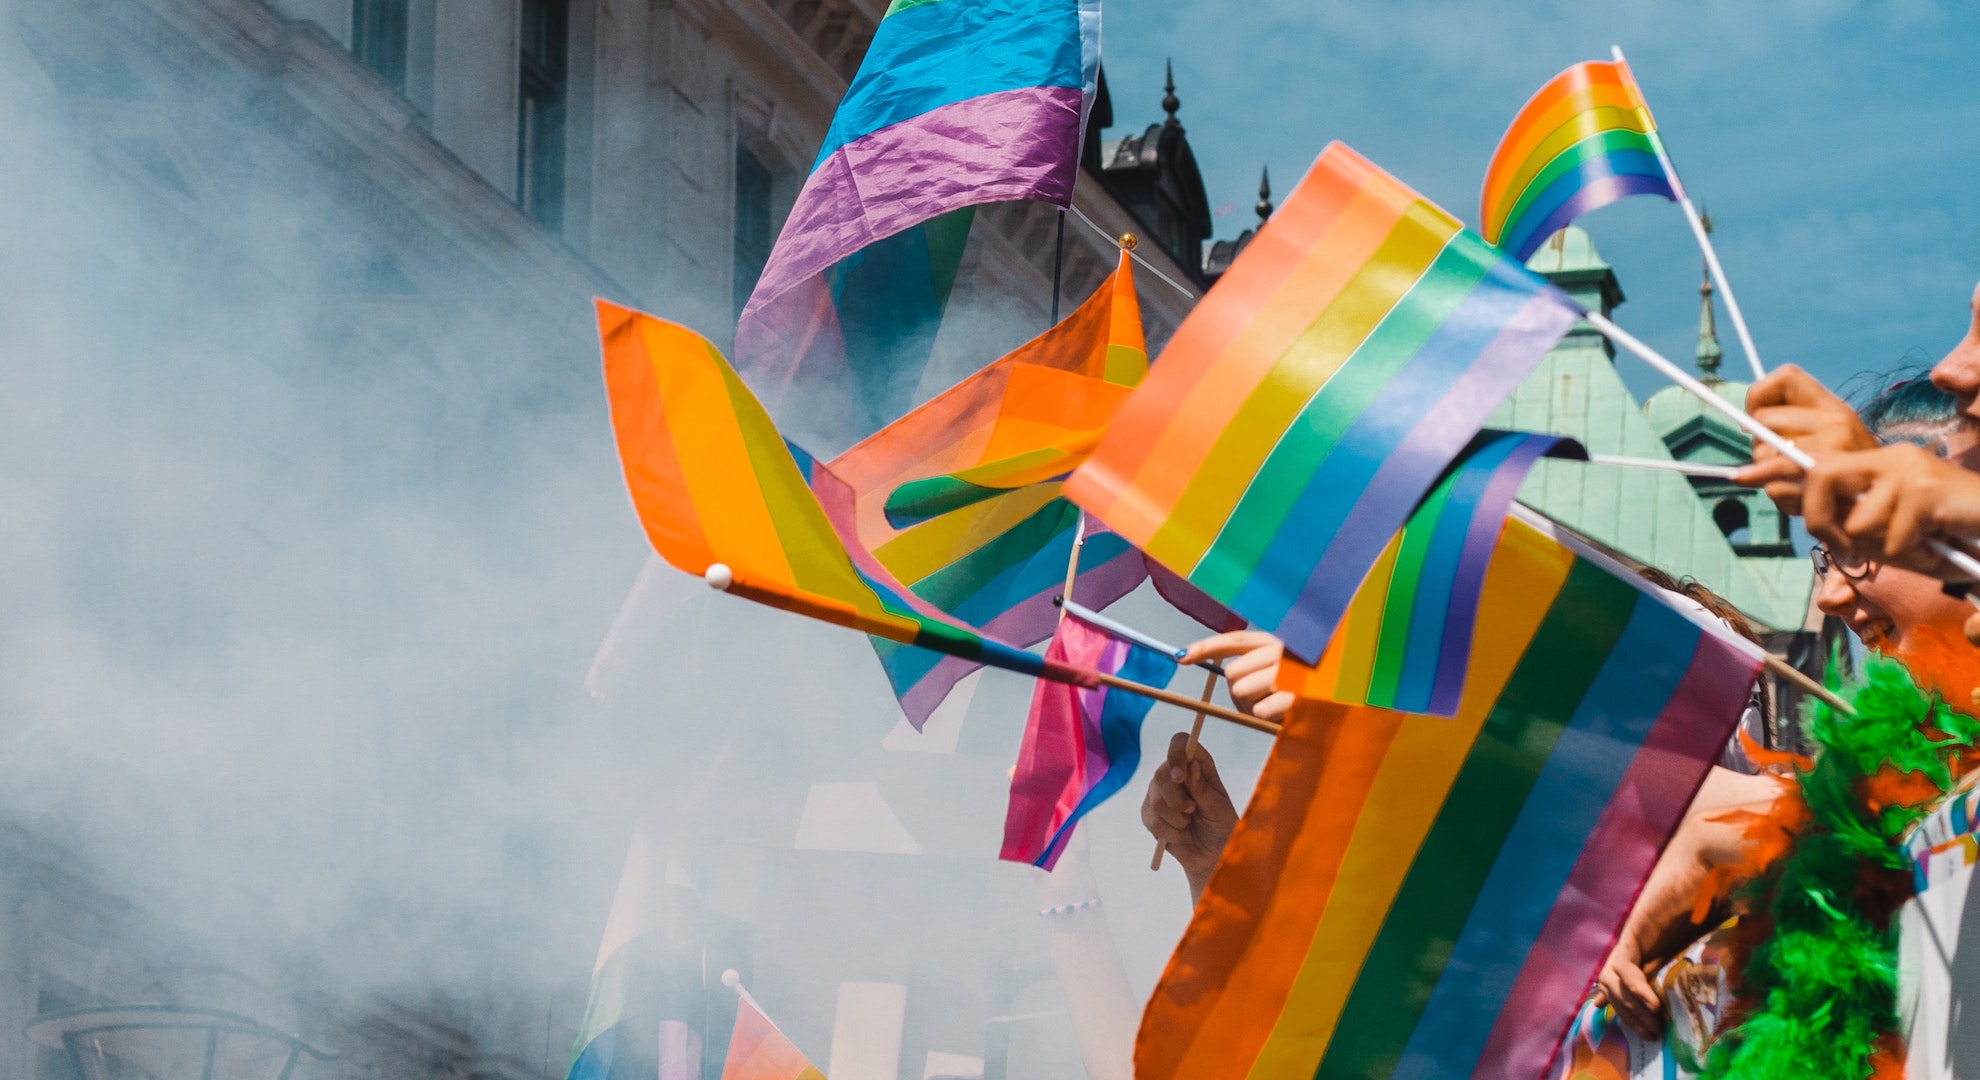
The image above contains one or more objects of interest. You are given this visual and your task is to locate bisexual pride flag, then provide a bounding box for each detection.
[735,0,1102,432]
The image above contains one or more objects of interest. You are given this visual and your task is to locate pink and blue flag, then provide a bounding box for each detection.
[1001,613,1177,870]
[734,0,1103,432]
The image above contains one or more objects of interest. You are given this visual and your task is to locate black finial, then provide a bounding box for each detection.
[1162,59,1180,125]
[1256,165,1273,223]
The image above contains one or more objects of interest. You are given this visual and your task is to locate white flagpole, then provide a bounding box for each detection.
[1587,453,1743,480]
[1612,44,1766,383]
[1582,309,1980,588]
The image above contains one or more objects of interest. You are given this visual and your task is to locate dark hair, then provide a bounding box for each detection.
[1854,370,1961,445]
[1635,565,1762,646]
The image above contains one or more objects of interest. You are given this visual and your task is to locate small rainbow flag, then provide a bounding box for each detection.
[1479,58,1677,262]
[1311,430,1584,717]
[566,836,706,1080]
[1134,509,1763,1080]
[827,254,1149,726]
[1001,613,1178,870]
[1066,142,1582,666]
[598,300,1065,688]
[734,0,1101,429]
[720,991,824,1080]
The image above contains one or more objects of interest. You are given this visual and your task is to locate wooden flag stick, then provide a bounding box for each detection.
[1580,310,1980,590]
[1151,667,1222,871]
[1057,512,1088,627]
[1763,652,1856,719]
[1612,44,1765,383]
[1089,669,1277,736]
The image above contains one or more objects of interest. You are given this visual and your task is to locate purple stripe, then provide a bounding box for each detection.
[898,547,1146,726]
[735,87,1082,394]
[1275,293,1582,656]
[1425,438,1560,714]
[1505,172,1673,262]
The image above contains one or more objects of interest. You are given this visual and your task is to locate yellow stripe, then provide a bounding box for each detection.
[1244,519,1573,1073]
[874,483,1064,583]
[1332,533,1402,703]
[1493,104,1654,234]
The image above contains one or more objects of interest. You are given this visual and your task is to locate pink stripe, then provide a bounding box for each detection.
[735,86,1082,396]
[1470,635,1762,1079]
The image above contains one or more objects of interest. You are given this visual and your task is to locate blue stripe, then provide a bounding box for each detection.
[815,0,1084,168]
[1389,436,1520,714]
[1500,149,1671,262]
[1389,596,1700,1079]
[1227,243,1540,635]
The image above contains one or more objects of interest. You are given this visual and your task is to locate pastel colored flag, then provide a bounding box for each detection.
[567,835,707,1080]
[733,0,1102,432]
[1311,430,1586,717]
[826,253,1150,726]
[1066,142,1583,666]
[1000,613,1178,871]
[1134,507,1763,1080]
[721,992,826,1080]
[1479,58,1678,262]
[598,299,1068,689]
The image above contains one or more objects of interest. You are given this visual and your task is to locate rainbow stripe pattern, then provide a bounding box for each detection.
[1312,430,1585,717]
[1001,614,1177,871]
[828,253,1148,726]
[1134,510,1763,1080]
[599,299,1054,685]
[1065,142,1582,667]
[566,835,705,1080]
[734,0,1101,429]
[1479,58,1677,262]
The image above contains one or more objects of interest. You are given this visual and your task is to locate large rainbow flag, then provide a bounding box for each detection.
[827,254,1149,726]
[733,0,1101,430]
[1135,508,1763,1080]
[1066,142,1582,666]
[1308,430,1584,717]
[1479,58,1677,262]
[598,299,1067,687]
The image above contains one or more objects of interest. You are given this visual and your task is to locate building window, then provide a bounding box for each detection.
[351,0,410,92]
[734,144,773,319]
[518,0,569,231]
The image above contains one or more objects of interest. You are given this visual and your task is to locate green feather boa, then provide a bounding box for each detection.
[1704,655,1980,1080]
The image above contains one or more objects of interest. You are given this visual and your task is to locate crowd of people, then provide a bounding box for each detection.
[1137,283,1980,1077]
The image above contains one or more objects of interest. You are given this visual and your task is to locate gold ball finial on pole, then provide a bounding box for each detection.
[1118,232,1139,251]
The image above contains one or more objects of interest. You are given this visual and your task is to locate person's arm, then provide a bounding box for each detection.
[1140,732,1238,905]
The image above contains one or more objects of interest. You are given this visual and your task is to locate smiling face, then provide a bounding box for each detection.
[1930,281,1980,422]
[1816,558,1971,655]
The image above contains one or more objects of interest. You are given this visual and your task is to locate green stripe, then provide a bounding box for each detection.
[1190,239,1487,598]
[1313,559,1640,1080]
[887,474,1006,525]
[1365,476,1455,709]
[907,497,1077,610]
[1498,128,1658,245]
[884,0,954,16]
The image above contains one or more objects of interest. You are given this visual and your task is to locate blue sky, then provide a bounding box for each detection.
[1097,0,1980,402]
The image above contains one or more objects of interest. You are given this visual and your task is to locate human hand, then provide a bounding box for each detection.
[1739,365,1877,516]
[1140,731,1238,887]
[1180,631,1292,723]
[1788,443,1980,579]
[1592,934,1665,1040]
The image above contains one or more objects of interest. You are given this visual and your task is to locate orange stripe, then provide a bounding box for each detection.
[1070,145,1415,539]
[600,300,717,573]
[1482,87,1651,239]
[1481,61,1631,214]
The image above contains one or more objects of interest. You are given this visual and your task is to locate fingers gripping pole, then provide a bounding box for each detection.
[1580,312,1980,588]
[1151,668,1221,872]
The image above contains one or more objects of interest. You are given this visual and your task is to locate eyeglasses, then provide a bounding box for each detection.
[1811,543,1871,581]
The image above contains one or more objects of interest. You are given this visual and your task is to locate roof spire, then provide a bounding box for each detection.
[1161,59,1180,127]
[1695,210,1723,381]
[1256,165,1273,224]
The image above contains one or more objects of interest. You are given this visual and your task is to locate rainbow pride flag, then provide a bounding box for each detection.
[599,299,1062,687]
[1134,508,1763,1080]
[734,0,1101,430]
[1066,142,1582,666]
[1310,430,1584,717]
[721,992,824,1080]
[1001,613,1177,870]
[567,835,706,1080]
[827,254,1149,726]
[1479,58,1677,262]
